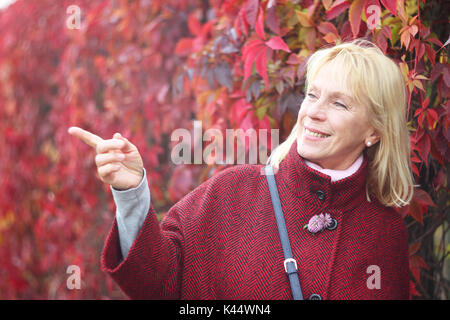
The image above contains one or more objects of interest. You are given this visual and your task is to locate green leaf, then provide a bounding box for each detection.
[275,80,284,95]
[255,104,268,120]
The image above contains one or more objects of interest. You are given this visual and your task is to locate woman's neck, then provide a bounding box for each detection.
[304,154,364,182]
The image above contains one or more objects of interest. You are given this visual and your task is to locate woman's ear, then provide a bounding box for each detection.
[366,129,381,145]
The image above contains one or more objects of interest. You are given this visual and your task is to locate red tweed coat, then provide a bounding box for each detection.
[101,141,410,300]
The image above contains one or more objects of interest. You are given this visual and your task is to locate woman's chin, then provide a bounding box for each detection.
[296,139,330,163]
[297,146,322,161]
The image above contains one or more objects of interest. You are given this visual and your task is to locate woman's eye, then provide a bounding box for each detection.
[307,93,347,109]
[335,102,347,109]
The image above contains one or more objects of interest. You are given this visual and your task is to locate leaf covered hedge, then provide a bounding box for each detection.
[0,0,447,299]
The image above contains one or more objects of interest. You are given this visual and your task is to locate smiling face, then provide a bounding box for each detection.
[296,62,380,170]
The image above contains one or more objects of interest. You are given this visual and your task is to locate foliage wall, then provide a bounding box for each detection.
[0,0,447,299]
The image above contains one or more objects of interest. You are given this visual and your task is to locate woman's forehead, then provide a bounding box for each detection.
[308,83,353,101]
[308,68,354,100]
[307,63,369,108]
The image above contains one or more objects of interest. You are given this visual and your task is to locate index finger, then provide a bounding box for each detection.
[68,126,104,148]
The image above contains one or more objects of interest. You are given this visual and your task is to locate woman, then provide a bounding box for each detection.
[68,39,415,299]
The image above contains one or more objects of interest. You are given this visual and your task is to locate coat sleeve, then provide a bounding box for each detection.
[101,173,217,300]
[362,211,410,300]
[379,214,410,300]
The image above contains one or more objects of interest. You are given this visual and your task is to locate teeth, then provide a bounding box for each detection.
[305,128,330,138]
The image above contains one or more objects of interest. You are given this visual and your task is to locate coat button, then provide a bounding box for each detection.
[326,218,338,230]
[309,294,322,300]
[315,190,325,201]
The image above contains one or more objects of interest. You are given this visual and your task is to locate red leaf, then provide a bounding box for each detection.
[244,39,266,81]
[413,127,425,142]
[325,0,351,21]
[258,114,271,130]
[244,53,259,82]
[234,14,242,39]
[286,53,302,65]
[168,165,194,202]
[429,132,445,166]
[317,21,339,36]
[425,43,436,65]
[296,10,314,27]
[175,38,193,56]
[265,36,291,52]
[443,66,450,87]
[418,113,425,128]
[409,241,421,256]
[340,20,353,39]
[255,48,269,88]
[411,162,420,177]
[304,27,317,51]
[416,132,431,166]
[349,0,364,38]
[427,108,438,128]
[381,24,392,40]
[244,0,259,27]
[414,188,436,208]
[236,8,249,38]
[409,254,429,284]
[365,0,382,31]
[255,7,266,40]
[380,0,397,16]
[427,36,444,48]
[188,13,202,36]
[266,4,280,35]
[400,27,411,49]
[415,40,426,61]
[376,30,388,53]
[411,153,421,163]
[421,97,429,109]
[239,111,257,153]
[232,98,253,124]
[395,205,409,218]
[243,38,265,56]
[297,59,308,80]
[410,280,421,297]
[408,198,424,225]
[323,32,338,44]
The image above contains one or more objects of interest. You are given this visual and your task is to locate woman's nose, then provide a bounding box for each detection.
[305,99,327,120]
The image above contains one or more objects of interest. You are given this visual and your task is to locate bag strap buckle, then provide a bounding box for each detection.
[284,258,298,273]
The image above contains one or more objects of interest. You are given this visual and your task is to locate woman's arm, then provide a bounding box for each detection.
[379,216,410,300]
[101,198,184,299]
[101,166,221,299]
[111,168,150,259]
[356,211,410,300]
[67,126,183,299]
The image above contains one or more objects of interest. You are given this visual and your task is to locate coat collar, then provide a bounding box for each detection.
[278,140,369,211]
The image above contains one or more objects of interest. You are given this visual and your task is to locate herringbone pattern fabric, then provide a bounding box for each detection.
[101,141,409,300]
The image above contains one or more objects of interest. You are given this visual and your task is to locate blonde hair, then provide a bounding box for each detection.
[267,39,415,208]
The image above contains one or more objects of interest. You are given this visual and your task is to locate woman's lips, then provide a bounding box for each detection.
[304,127,331,139]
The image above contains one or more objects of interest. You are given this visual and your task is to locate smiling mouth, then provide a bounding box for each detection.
[304,128,331,138]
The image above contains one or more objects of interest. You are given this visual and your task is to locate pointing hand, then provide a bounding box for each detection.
[68,126,144,190]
